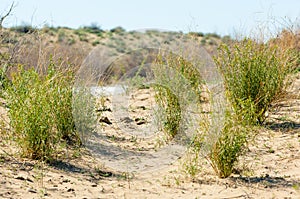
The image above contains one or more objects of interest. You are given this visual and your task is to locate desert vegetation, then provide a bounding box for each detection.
[0,9,299,198]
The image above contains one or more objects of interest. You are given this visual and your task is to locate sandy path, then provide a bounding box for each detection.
[0,73,299,199]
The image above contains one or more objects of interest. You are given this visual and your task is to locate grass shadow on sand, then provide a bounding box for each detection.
[265,121,300,133]
[48,159,122,179]
[48,160,87,173]
[229,174,298,189]
[0,154,35,172]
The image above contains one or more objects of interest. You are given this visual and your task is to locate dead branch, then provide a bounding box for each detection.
[0,2,15,29]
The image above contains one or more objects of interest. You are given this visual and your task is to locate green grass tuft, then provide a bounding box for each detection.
[5,59,79,160]
[214,38,297,125]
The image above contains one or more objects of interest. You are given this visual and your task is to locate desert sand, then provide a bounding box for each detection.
[0,73,299,199]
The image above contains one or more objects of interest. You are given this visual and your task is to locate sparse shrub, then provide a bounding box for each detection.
[154,83,181,138]
[110,26,126,34]
[158,53,203,99]
[42,27,56,36]
[188,32,204,37]
[82,23,103,35]
[205,32,221,39]
[74,29,89,42]
[98,32,104,37]
[187,30,297,179]
[114,40,126,53]
[153,52,203,138]
[116,47,126,53]
[1,33,18,44]
[200,38,206,45]
[10,24,35,34]
[92,40,100,46]
[181,149,202,180]
[5,59,78,160]
[57,26,71,30]
[73,29,81,36]
[214,38,297,124]
[67,37,76,45]
[207,111,249,178]
[208,39,217,45]
[189,107,251,179]
[57,30,66,42]
[79,35,89,42]
[47,60,78,145]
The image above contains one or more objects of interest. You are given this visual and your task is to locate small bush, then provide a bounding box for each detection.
[188,32,204,37]
[74,29,89,42]
[189,108,251,178]
[205,32,221,39]
[82,23,103,35]
[181,149,202,180]
[10,24,35,34]
[79,35,89,42]
[207,111,249,178]
[5,59,78,160]
[110,26,126,34]
[200,39,206,45]
[67,37,76,45]
[208,39,217,46]
[57,30,66,42]
[214,38,297,124]
[92,40,100,46]
[153,52,203,138]
[158,53,203,101]
[154,84,181,138]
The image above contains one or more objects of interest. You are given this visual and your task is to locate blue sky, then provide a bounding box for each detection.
[1,0,299,36]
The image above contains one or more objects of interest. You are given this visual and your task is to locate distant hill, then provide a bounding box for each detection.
[0,25,231,80]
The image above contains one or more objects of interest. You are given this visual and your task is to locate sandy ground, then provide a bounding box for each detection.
[0,73,299,199]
